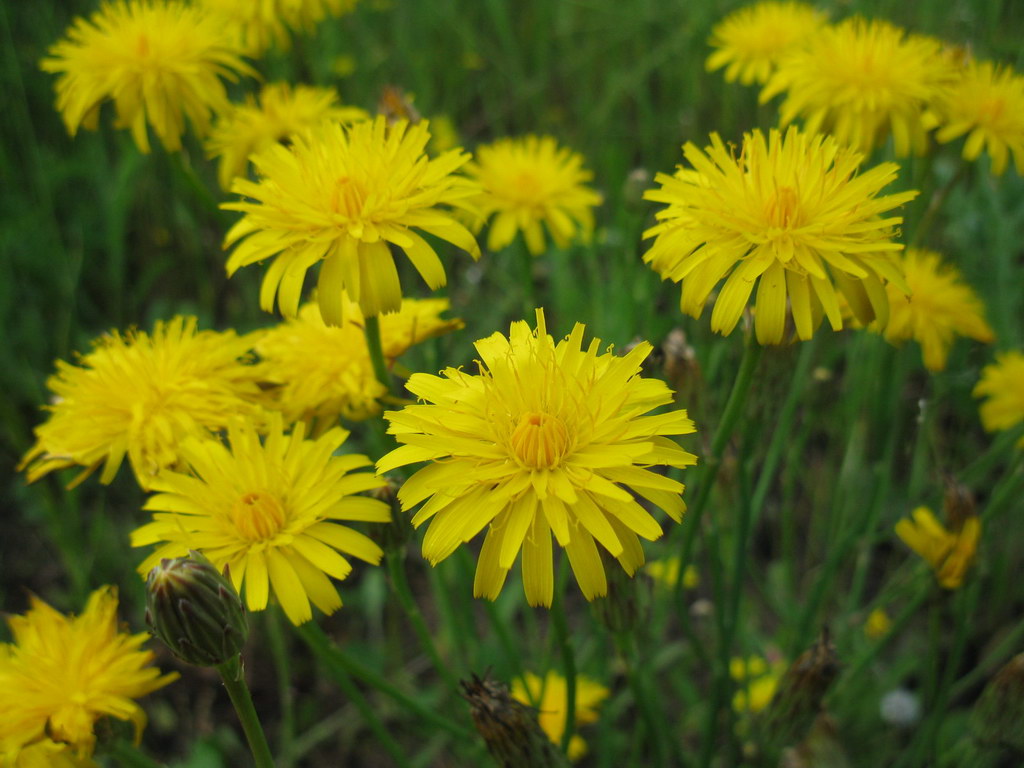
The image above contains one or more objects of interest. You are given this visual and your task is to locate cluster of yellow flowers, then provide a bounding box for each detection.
[17,0,1024,760]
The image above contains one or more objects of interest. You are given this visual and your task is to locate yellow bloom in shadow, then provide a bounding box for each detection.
[0,588,176,761]
[41,0,253,153]
[132,414,391,625]
[511,672,609,761]
[731,656,784,714]
[895,506,980,589]
[865,608,892,639]
[377,309,698,606]
[644,556,699,590]
[975,350,1024,447]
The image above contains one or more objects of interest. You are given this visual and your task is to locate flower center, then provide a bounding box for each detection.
[232,491,287,541]
[329,175,367,218]
[509,411,572,469]
[763,186,801,230]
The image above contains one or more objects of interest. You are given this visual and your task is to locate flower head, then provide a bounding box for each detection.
[223,116,481,323]
[927,59,1024,176]
[511,672,609,761]
[706,1,826,86]
[731,656,784,714]
[644,556,699,590]
[378,309,698,606]
[132,414,390,625]
[20,316,265,490]
[197,0,357,56]
[760,18,954,156]
[879,249,994,371]
[256,295,463,428]
[643,127,917,344]
[865,608,891,639]
[207,83,367,189]
[895,506,980,589]
[41,0,252,153]
[1,739,97,768]
[974,350,1024,446]
[0,588,177,761]
[465,135,602,255]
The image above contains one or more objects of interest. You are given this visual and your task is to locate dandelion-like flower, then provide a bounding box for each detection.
[643,127,917,344]
[1,739,97,767]
[731,656,784,714]
[223,116,481,323]
[207,83,367,189]
[865,608,891,639]
[879,249,994,371]
[41,0,252,153]
[974,350,1024,446]
[0,587,177,761]
[760,17,954,156]
[466,136,602,255]
[895,506,980,589]
[256,295,463,428]
[644,556,699,590]
[511,672,609,761]
[706,1,826,86]
[197,0,357,56]
[377,309,698,606]
[20,316,265,490]
[132,414,390,625]
[927,59,1024,176]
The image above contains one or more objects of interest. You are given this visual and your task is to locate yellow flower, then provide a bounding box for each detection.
[879,249,994,371]
[895,506,980,589]
[41,0,252,153]
[132,414,390,625]
[644,556,699,590]
[974,350,1024,446]
[928,59,1024,176]
[0,588,177,761]
[706,1,826,86]
[256,295,463,428]
[19,316,265,490]
[865,608,892,639]
[197,0,357,56]
[223,117,481,322]
[466,135,602,255]
[731,655,783,714]
[760,18,954,156]
[207,82,368,189]
[2,739,97,768]
[377,309,698,606]
[511,672,608,761]
[643,127,917,345]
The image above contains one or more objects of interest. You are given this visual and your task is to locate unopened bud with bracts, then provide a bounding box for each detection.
[761,628,840,754]
[461,674,569,768]
[971,652,1024,753]
[145,551,248,667]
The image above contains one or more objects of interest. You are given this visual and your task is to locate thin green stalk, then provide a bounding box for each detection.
[216,656,275,768]
[614,630,678,767]
[519,242,537,317]
[949,611,1024,701]
[386,551,461,694]
[294,621,473,740]
[908,159,970,249]
[264,611,296,767]
[364,315,392,393]
[550,588,577,755]
[106,741,164,768]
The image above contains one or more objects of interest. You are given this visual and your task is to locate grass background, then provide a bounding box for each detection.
[2,0,1024,766]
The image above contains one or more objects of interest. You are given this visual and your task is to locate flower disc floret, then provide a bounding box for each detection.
[643,127,917,344]
[706,1,826,86]
[41,0,253,153]
[131,414,391,625]
[465,135,602,255]
[0,588,176,761]
[760,17,954,156]
[223,116,481,323]
[20,316,265,490]
[377,309,698,606]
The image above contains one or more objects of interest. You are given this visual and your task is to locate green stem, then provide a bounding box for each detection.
[908,159,970,249]
[294,621,473,740]
[364,315,392,393]
[216,656,275,768]
[550,588,577,755]
[387,551,461,694]
[264,611,296,767]
[107,741,164,768]
[519,242,537,317]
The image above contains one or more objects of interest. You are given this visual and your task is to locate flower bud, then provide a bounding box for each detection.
[145,551,248,667]
[461,674,569,768]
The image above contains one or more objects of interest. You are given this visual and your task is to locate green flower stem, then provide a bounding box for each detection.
[614,630,677,767]
[519,242,537,317]
[364,314,392,394]
[264,611,296,767]
[908,158,970,249]
[295,621,473,741]
[550,586,577,755]
[107,741,164,768]
[216,655,275,768]
[386,551,461,694]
